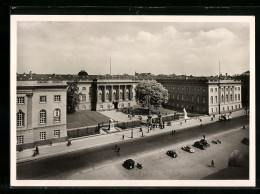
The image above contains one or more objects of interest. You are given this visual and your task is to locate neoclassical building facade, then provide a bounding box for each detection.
[157,77,242,115]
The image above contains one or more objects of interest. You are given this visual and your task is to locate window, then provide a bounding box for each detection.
[238,94,240,101]
[197,95,200,103]
[230,94,233,101]
[181,94,184,101]
[106,93,109,100]
[82,87,86,91]
[235,105,237,109]
[227,106,229,111]
[82,105,86,110]
[203,96,206,103]
[226,94,228,102]
[210,88,213,93]
[172,86,175,90]
[119,92,123,100]
[40,132,46,140]
[126,92,129,100]
[39,110,46,124]
[211,108,213,113]
[100,105,103,109]
[17,136,24,145]
[54,95,61,102]
[177,87,179,90]
[197,88,200,92]
[98,93,102,101]
[172,93,175,99]
[230,87,233,91]
[181,87,184,91]
[235,87,237,91]
[53,109,61,122]
[231,106,233,110]
[235,94,237,101]
[177,104,179,107]
[40,96,47,103]
[17,97,25,104]
[238,87,240,91]
[186,87,189,91]
[210,96,213,104]
[54,130,60,138]
[82,94,86,102]
[191,95,194,102]
[203,88,206,92]
[113,92,116,100]
[215,88,217,92]
[215,96,217,104]
[17,110,24,127]
[223,107,225,111]
[191,87,194,91]
[239,104,241,108]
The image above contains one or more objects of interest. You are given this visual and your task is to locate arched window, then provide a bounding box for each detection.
[99,93,102,101]
[221,94,224,102]
[39,109,46,124]
[210,96,213,104]
[230,94,233,101]
[17,110,24,127]
[226,94,228,102]
[203,96,206,103]
[82,94,86,102]
[119,92,123,100]
[113,92,116,100]
[238,94,240,101]
[186,94,189,101]
[235,94,237,101]
[54,109,61,122]
[197,95,200,103]
[126,91,129,100]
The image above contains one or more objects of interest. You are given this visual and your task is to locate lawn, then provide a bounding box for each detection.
[67,110,109,129]
[130,105,176,115]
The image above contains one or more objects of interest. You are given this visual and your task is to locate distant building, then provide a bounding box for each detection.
[16,77,68,149]
[157,76,242,115]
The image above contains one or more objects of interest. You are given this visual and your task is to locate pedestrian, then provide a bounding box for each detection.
[211,117,214,121]
[122,135,124,140]
[140,127,142,132]
[203,134,205,140]
[185,119,186,122]
[243,125,245,130]
[35,146,39,155]
[200,119,202,122]
[142,132,144,137]
[211,160,215,167]
[115,144,118,150]
[171,130,174,135]
[174,130,176,134]
[19,147,23,152]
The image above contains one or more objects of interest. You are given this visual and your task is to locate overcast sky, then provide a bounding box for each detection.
[17,21,250,76]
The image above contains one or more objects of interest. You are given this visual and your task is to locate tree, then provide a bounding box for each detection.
[135,80,169,111]
[78,70,88,76]
[67,79,80,114]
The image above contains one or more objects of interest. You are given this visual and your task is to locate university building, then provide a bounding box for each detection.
[16,76,68,149]
[157,76,242,115]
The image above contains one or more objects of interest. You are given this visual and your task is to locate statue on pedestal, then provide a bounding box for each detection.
[183,108,189,120]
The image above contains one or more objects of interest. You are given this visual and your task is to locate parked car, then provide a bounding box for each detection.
[241,138,249,145]
[193,141,206,150]
[123,159,135,169]
[200,139,210,147]
[212,140,222,144]
[181,145,194,153]
[166,150,178,158]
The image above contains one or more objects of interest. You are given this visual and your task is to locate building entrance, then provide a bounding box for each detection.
[113,101,119,109]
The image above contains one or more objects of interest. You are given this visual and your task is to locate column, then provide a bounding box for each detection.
[26,93,33,129]
[123,85,126,101]
[129,85,133,100]
[116,85,119,100]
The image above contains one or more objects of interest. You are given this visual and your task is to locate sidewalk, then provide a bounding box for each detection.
[16,110,247,163]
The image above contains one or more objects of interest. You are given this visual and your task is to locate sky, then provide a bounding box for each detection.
[17,20,250,76]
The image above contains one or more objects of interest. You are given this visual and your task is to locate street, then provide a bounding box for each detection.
[17,116,249,180]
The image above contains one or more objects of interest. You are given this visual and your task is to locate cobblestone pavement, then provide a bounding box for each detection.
[16,110,246,163]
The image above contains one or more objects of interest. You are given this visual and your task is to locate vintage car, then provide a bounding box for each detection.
[166,150,178,158]
[193,141,206,150]
[241,138,249,145]
[181,145,194,153]
[123,159,135,169]
[200,139,210,147]
[212,140,222,144]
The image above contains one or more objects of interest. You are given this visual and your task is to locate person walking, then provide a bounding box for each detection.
[203,134,206,140]
[122,135,124,140]
[35,146,39,155]
[115,144,118,150]
[171,130,174,135]
[211,160,215,167]
[174,130,176,134]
